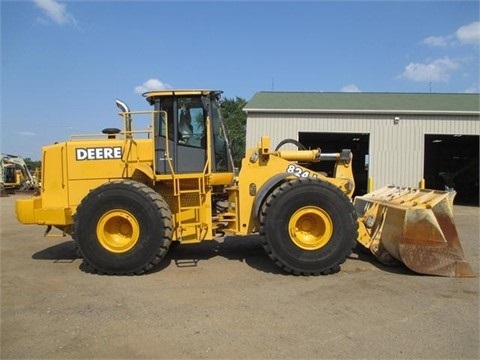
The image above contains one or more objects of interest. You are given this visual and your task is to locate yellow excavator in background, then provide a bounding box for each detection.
[15,90,475,277]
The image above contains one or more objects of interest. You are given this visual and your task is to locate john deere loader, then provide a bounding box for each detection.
[15,90,475,277]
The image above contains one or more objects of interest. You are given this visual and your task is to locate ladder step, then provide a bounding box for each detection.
[180,222,203,226]
[178,189,202,194]
[180,206,201,211]
[174,259,199,268]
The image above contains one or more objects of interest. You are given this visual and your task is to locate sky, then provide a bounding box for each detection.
[1,0,479,160]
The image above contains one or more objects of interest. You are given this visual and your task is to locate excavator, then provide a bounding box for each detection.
[15,90,475,277]
[1,153,38,195]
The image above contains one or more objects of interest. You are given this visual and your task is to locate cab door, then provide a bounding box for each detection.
[153,96,206,174]
[176,98,206,173]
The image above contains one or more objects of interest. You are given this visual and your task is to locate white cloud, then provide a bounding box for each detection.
[134,79,172,94]
[340,84,361,92]
[464,83,479,93]
[422,21,480,47]
[17,132,36,136]
[422,36,450,47]
[399,57,459,82]
[33,0,77,26]
[456,21,480,45]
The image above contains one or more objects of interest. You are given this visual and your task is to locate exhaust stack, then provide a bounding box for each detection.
[115,99,132,137]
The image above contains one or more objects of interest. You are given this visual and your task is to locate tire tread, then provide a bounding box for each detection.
[74,179,173,275]
[259,177,357,276]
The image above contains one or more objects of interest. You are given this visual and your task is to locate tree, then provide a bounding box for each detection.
[220,96,247,169]
[23,158,41,172]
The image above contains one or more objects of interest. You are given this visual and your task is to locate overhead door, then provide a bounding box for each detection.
[424,134,479,206]
[298,132,370,197]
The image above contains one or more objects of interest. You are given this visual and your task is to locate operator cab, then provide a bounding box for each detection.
[143,90,233,175]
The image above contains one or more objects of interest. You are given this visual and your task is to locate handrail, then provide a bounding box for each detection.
[69,110,160,141]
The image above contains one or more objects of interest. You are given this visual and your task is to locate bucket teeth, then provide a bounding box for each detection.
[354,186,475,278]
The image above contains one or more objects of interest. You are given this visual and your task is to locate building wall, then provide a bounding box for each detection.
[246,112,479,189]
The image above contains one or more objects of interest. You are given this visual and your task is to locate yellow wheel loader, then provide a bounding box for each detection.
[15,90,475,277]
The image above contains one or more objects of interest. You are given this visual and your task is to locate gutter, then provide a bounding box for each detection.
[243,108,480,116]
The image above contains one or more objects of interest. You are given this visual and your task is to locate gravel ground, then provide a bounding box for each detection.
[1,194,479,359]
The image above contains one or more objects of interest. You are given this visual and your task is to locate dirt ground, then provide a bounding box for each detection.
[1,193,479,359]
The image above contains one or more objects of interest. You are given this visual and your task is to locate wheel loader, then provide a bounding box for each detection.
[15,90,475,277]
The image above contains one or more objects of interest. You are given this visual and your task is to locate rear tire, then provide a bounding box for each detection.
[259,178,357,275]
[74,180,173,275]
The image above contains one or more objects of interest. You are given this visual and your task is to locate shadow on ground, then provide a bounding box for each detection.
[348,244,416,276]
[31,236,415,276]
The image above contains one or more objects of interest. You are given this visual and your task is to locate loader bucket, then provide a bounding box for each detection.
[354,186,475,277]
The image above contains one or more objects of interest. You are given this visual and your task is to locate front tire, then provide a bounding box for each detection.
[74,180,173,275]
[259,178,358,275]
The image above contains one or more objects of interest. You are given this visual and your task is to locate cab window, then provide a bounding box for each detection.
[177,97,205,148]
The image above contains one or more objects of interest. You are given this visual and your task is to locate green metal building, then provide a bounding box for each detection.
[244,92,480,205]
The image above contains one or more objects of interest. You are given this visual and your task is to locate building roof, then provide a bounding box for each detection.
[244,92,480,115]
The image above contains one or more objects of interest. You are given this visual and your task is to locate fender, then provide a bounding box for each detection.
[252,172,291,222]
[130,163,155,182]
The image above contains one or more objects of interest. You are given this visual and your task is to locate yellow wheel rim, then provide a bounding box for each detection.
[288,206,333,250]
[96,209,140,253]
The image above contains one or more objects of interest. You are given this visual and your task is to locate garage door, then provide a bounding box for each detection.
[424,134,479,206]
[298,132,369,197]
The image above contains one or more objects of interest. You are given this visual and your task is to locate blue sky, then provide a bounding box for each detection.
[1,0,479,160]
